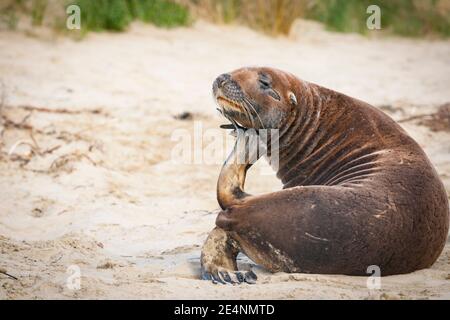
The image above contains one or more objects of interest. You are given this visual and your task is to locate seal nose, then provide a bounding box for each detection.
[213,73,231,96]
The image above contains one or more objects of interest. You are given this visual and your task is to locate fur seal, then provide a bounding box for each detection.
[200,67,449,284]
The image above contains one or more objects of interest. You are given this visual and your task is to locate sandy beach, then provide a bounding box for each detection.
[0,20,449,299]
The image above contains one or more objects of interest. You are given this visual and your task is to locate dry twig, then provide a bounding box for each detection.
[0,268,18,281]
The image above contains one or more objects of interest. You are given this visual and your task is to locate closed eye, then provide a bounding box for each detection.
[259,78,270,89]
[258,73,280,100]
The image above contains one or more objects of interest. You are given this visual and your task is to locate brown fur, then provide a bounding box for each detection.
[200,67,449,282]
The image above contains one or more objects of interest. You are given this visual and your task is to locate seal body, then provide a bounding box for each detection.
[200,67,449,282]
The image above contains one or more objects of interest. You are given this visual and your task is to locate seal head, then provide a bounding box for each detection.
[213,67,298,130]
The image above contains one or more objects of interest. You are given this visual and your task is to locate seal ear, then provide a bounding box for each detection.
[288,92,297,106]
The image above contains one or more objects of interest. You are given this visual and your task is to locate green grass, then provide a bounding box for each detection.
[0,0,449,37]
[127,0,190,27]
[71,0,131,31]
[188,0,450,37]
[31,0,47,26]
[0,0,190,33]
[306,0,450,37]
[71,0,190,32]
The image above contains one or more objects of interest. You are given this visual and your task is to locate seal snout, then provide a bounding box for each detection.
[213,73,232,96]
[212,73,244,102]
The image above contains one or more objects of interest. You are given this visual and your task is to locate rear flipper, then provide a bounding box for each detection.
[215,185,392,275]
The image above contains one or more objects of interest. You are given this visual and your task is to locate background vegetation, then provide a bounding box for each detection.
[307,0,450,36]
[0,0,449,37]
[75,0,190,31]
[185,0,450,37]
[0,0,191,33]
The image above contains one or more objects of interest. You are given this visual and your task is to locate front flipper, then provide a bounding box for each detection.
[203,128,262,284]
[217,129,263,209]
[200,227,257,284]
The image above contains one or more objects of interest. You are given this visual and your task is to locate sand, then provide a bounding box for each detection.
[0,20,449,299]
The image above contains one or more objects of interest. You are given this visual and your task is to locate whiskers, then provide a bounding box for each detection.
[215,95,265,130]
[243,97,265,130]
[239,100,255,129]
